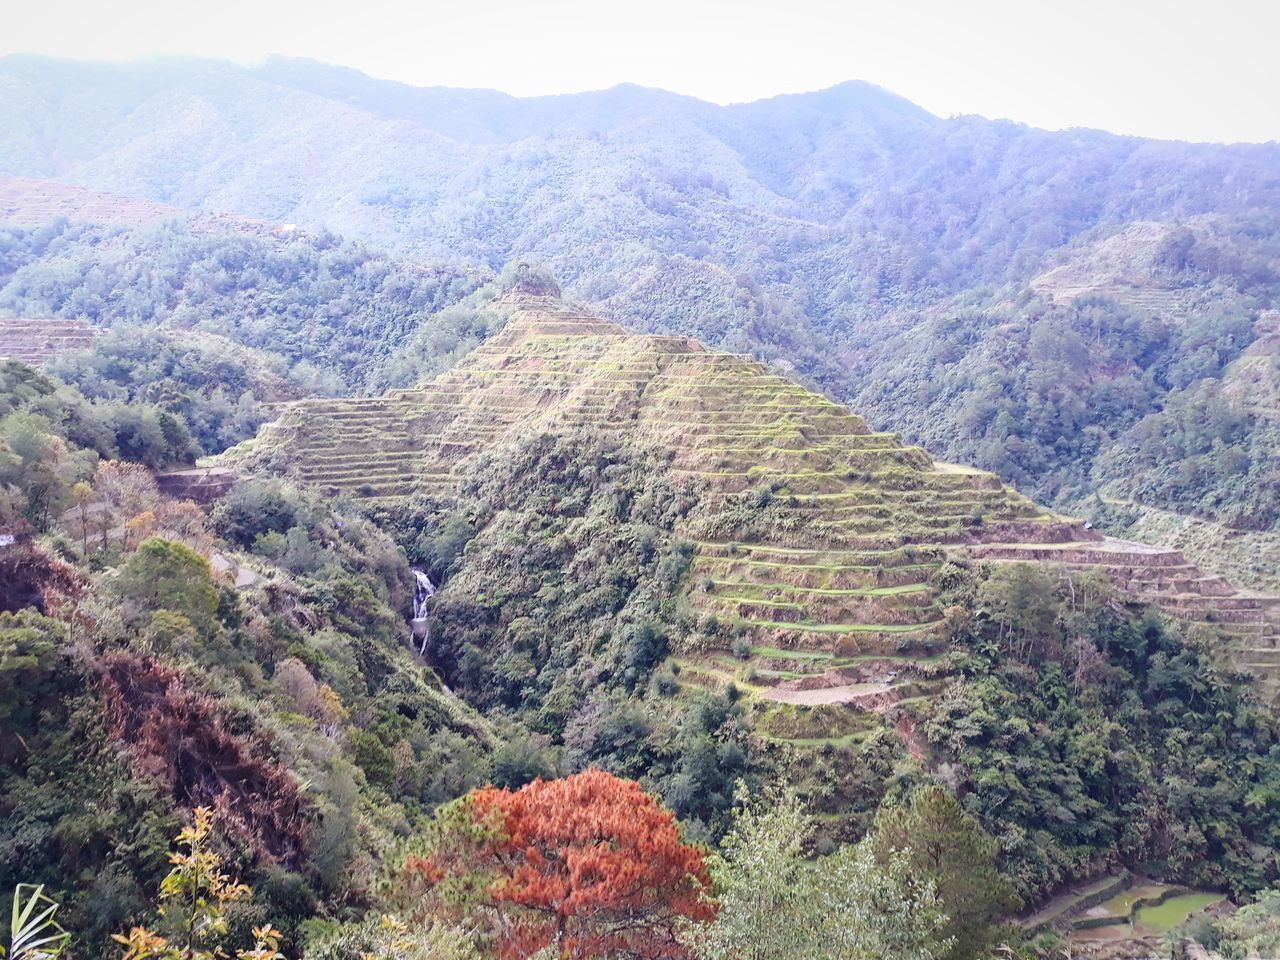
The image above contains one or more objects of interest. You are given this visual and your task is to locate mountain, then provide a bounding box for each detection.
[223,287,1280,906]
[0,215,492,389]
[2,54,1276,344]
[1,55,1277,561]
[5,288,1280,957]
[239,289,1280,690]
[850,216,1280,572]
[6,53,1280,960]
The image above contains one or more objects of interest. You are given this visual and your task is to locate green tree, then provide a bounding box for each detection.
[869,785,1017,960]
[115,538,219,633]
[687,786,952,960]
[0,611,75,742]
[0,413,92,530]
[977,563,1061,661]
[1214,888,1280,959]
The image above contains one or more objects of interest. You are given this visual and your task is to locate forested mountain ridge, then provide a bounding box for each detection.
[1,54,1277,572]
[237,288,1280,693]
[849,215,1280,547]
[3,54,1277,341]
[0,217,493,389]
[222,289,1280,924]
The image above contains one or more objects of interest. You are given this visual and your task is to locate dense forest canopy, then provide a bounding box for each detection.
[0,219,487,390]
[852,219,1280,530]
[2,53,1280,960]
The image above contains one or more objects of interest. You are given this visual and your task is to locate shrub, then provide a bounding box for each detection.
[97,652,309,864]
[399,770,713,959]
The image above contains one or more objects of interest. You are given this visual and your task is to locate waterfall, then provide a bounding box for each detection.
[413,570,436,619]
[411,570,435,654]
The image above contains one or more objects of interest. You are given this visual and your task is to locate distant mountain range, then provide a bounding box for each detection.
[3,54,1275,332]
[1,54,1276,579]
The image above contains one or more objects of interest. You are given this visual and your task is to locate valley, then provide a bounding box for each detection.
[241,291,1280,704]
[0,47,1278,960]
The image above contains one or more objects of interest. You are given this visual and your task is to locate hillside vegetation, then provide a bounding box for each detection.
[851,218,1280,535]
[233,293,1280,905]
[0,363,501,959]
[2,56,1276,323]
[1,55,1277,565]
[243,291,1280,686]
[5,289,1280,960]
[4,56,1280,960]
[0,218,488,389]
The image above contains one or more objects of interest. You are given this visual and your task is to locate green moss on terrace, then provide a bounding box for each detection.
[237,292,1280,701]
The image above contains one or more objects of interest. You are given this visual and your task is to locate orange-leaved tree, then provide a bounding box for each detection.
[401,769,714,960]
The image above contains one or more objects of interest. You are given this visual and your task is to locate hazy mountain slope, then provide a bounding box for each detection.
[2,55,1277,554]
[0,174,184,226]
[2,55,1277,332]
[0,217,490,390]
[849,215,1280,545]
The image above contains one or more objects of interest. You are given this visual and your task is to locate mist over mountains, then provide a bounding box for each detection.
[3,54,1276,316]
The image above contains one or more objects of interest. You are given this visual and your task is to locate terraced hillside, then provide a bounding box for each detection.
[0,317,99,364]
[0,174,184,226]
[1117,502,1280,595]
[1223,309,1280,420]
[241,293,1280,706]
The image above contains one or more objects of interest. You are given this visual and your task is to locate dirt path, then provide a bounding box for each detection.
[760,681,892,705]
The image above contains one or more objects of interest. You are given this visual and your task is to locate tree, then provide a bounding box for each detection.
[272,657,344,725]
[0,415,89,530]
[1212,887,1280,959]
[90,461,161,555]
[976,564,1060,662]
[212,481,298,549]
[683,788,812,960]
[69,481,92,556]
[0,610,81,763]
[687,787,951,960]
[868,785,1017,960]
[401,769,714,959]
[114,538,218,632]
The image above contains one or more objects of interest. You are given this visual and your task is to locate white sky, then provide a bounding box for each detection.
[3,0,1278,143]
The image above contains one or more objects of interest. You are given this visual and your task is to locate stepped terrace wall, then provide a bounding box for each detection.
[0,317,99,365]
[239,293,1280,700]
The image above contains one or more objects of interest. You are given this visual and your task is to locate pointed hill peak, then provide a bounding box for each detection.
[234,300,1280,701]
[495,295,632,340]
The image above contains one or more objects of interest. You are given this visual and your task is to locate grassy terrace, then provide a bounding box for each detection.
[705,581,932,598]
[723,617,945,635]
[241,293,1280,697]
[1021,875,1132,932]
[676,648,941,727]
